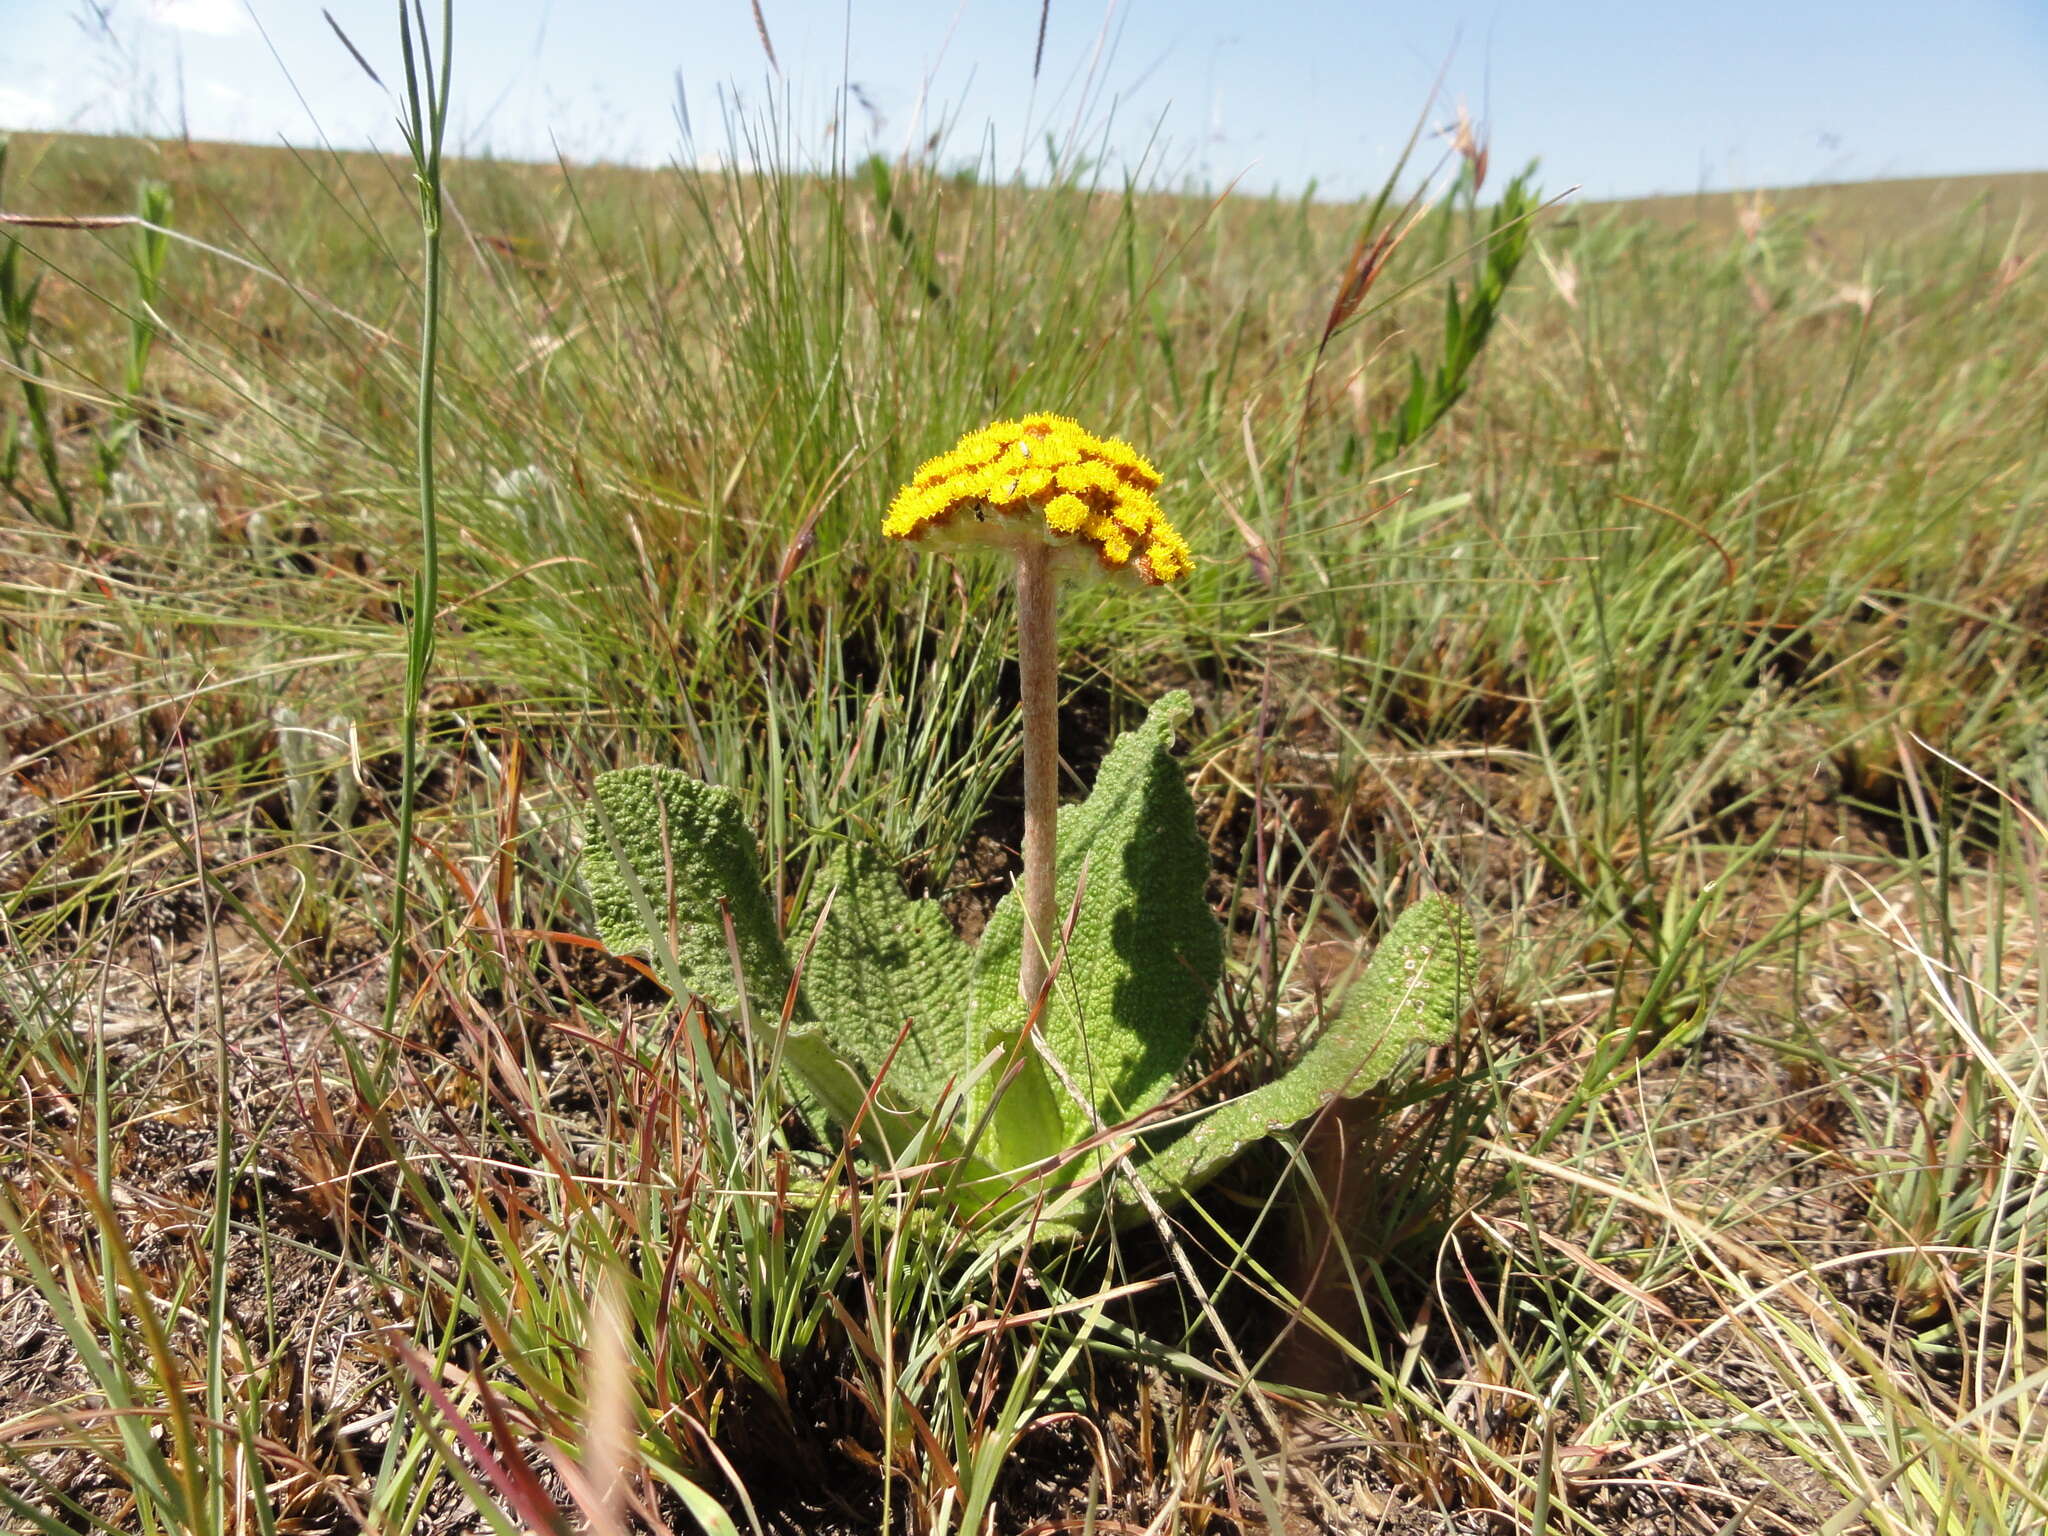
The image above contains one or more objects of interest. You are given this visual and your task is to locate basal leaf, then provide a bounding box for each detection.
[969,691,1223,1157]
[583,767,792,1016]
[1074,894,1474,1235]
[584,771,983,1169]
[796,844,973,1117]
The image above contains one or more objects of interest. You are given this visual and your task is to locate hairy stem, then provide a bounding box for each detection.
[1015,542,1059,1003]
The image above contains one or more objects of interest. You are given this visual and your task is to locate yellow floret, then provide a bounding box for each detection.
[1043,493,1089,534]
[950,465,998,504]
[986,473,1029,511]
[1019,412,1080,435]
[1031,435,1081,470]
[955,429,1005,466]
[882,483,931,538]
[1054,461,1114,497]
[1108,489,1153,533]
[912,448,964,488]
[1093,436,1163,489]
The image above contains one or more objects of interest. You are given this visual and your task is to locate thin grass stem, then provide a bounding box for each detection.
[381,0,454,1036]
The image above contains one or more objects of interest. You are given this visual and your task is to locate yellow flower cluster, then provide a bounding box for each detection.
[883,414,1194,586]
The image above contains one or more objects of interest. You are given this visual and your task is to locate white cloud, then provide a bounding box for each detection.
[0,86,59,127]
[146,0,250,37]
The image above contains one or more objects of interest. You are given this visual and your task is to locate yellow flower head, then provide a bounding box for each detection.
[883,414,1193,586]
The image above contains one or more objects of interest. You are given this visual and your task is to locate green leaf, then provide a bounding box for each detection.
[583,771,980,1167]
[1081,894,1475,1234]
[1372,165,1539,467]
[643,1464,746,1536]
[796,843,974,1116]
[582,766,792,1018]
[968,691,1223,1159]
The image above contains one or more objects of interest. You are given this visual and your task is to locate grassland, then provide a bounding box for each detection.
[0,111,2044,1536]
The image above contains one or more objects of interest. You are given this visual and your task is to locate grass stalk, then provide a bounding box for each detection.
[0,137,75,530]
[380,0,454,1035]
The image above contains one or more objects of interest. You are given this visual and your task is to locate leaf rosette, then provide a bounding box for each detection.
[582,692,1474,1244]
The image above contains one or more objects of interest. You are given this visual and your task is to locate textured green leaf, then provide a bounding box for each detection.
[583,770,984,1168]
[583,767,792,1018]
[968,691,1223,1157]
[796,844,974,1117]
[1067,894,1475,1236]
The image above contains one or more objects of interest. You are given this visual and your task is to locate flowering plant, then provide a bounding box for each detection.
[582,418,1473,1242]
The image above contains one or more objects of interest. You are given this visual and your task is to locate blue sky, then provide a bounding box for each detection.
[2,0,2044,200]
